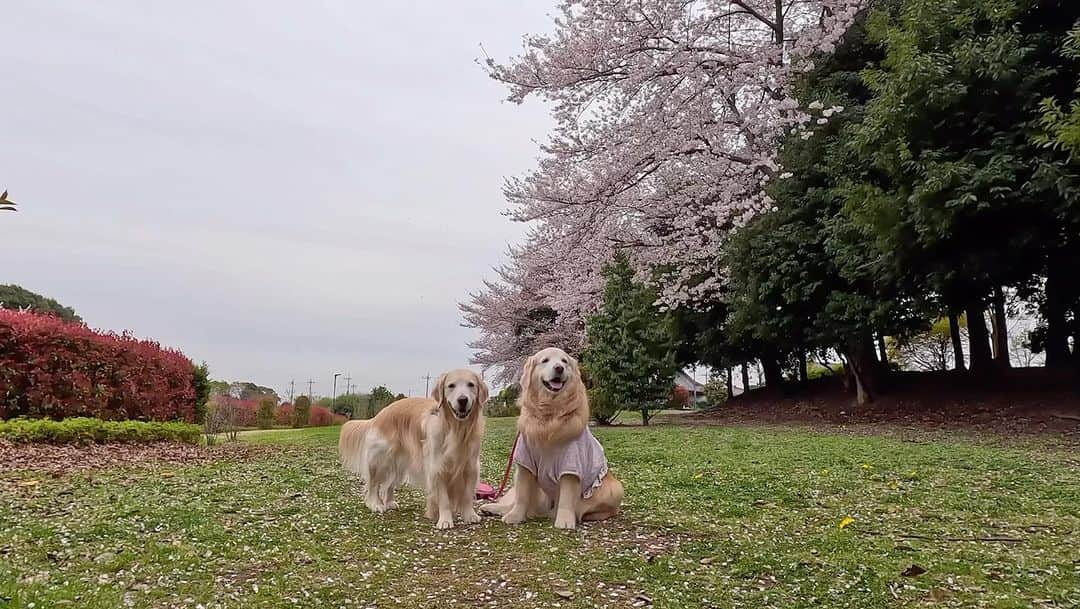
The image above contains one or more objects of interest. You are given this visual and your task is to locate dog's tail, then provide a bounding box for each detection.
[338,419,370,477]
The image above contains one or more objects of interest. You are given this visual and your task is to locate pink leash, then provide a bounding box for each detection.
[475,432,520,500]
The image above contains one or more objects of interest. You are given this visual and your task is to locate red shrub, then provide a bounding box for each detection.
[0,310,196,422]
[332,414,347,425]
[308,405,334,427]
[669,385,691,409]
[208,395,259,428]
[275,403,294,426]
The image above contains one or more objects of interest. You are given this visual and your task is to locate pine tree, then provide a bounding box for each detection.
[583,254,678,425]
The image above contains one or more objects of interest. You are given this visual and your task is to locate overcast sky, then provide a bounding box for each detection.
[2,1,554,399]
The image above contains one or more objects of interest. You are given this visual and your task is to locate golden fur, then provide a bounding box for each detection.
[338,369,488,529]
[481,347,623,529]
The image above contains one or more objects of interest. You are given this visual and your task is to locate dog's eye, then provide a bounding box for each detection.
[541,358,549,363]
[448,383,456,389]
[561,358,567,363]
[467,382,475,388]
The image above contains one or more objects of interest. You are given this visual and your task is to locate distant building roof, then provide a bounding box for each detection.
[674,369,705,393]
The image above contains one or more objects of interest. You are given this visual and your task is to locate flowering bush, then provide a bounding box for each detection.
[275,403,294,426]
[669,386,691,409]
[308,405,335,427]
[0,310,196,422]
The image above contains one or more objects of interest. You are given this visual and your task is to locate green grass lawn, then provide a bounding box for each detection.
[2,419,1077,608]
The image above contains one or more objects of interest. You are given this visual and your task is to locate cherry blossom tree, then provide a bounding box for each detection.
[459,238,590,384]
[465,0,865,377]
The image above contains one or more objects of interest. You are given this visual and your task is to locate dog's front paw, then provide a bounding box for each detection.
[461,509,482,525]
[478,502,508,516]
[554,511,577,530]
[436,517,455,530]
[383,500,398,511]
[502,509,527,525]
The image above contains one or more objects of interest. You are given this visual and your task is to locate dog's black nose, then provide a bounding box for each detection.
[554,365,564,375]
[457,396,469,408]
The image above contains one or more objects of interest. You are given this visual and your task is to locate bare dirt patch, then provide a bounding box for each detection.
[676,368,1080,446]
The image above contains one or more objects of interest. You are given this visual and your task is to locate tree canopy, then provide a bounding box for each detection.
[0,285,81,323]
[465,0,1080,406]
[582,255,678,425]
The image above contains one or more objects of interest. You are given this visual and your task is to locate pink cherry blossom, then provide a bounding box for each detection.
[465,0,865,378]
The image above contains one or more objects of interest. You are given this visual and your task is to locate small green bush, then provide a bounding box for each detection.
[0,417,202,445]
[704,378,728,407]
[589,387,622,425]
[807,362,845,380]
[256,397,276,429]
[293,395,312,428]
[485,398,520,418]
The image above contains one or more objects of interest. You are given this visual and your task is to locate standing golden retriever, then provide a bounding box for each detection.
[338,368,488,529]
[481,347,623,529]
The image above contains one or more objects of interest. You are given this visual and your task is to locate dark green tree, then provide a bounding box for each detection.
[292,395,312,428]
[1037,19,1080,158]
[370,385,395,405]
[256,397,276,429]
[0,284,81,322]
[848,0,1080,369]
[720,3,923,403]
[192,362,211,424]
[582,254,678,425]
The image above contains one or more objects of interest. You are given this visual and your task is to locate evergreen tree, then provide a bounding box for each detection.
[582,255,678,425]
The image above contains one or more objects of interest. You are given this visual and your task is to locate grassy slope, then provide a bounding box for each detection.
[2,419,1077,608]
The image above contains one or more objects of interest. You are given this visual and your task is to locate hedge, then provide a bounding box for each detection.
[0,417,201,444]
[206,397,345,429]
[0,310,196,422]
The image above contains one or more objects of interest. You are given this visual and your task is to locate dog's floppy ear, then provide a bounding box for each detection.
[519,355,536,396]
[476,372,490,406]
[431,372,448,406]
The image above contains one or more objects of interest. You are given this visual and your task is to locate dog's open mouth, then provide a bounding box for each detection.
[542,377,566,392]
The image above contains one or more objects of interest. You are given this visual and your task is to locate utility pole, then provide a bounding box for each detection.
[421,373,433,397]
[288,379,295,403]
[332,373,342,413]
[307,379,314,400]
[344,375,352,399]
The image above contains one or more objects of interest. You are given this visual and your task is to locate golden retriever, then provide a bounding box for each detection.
[339,368,488,529]
[481,347,623,529]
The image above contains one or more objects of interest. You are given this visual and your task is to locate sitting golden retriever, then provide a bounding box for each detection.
[339,368,488,529]
[481,347,623,529]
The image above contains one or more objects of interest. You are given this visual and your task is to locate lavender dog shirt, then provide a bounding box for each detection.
[514,428,610,500]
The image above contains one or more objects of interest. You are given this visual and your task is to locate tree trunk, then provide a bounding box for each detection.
[965,304,993,373]
[797,350,808,383]
[725,367,733,398]
[1044,268,1071,368]
[876,334,889,366]
[740,362,750,394]
[845,334,880,405]
[948,309,966,371]
[761,357,784,389]
[640,404,650,426]
[990,286,1011,368]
